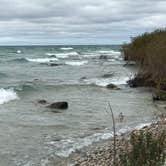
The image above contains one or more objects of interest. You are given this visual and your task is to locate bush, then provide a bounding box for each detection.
[118,130,166,166]
[122,29,166,98]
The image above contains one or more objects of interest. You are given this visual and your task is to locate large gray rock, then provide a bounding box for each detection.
[47,101,68,109]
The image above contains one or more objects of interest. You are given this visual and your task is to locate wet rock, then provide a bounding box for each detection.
[49,63,63,67]
[47,101,68,109]
[99,55,108,60]
[106,84,120,90]
[80,77,87,80]
[37,99,47,104]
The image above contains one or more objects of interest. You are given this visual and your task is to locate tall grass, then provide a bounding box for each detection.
[118,130,166,166]
[122,29,166,99]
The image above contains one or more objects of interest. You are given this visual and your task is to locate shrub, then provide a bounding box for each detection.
[118,130,166,166]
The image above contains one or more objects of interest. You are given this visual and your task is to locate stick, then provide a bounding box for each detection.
[108,103,116,165]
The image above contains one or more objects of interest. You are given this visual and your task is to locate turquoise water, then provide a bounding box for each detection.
[0,45,158,165]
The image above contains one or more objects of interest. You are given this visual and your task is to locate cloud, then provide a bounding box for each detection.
[0,0,166,45]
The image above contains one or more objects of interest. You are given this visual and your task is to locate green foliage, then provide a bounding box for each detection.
[118,130,166,166]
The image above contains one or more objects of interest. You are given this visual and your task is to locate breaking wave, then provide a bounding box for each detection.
[46,122,152,157]
[26,58,58,63]
[0,88,19,105]
[60,47,73,50]
[65,60,88,66]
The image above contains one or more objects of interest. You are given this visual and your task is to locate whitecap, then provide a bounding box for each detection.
[98,50,121,56]
[83,76,129,87]
[16,50,21,54]
[60,47,73,50]
[110,77,129,85]
[0,88,19,105]
[26,58,58,63]
[46,52,79,59]
[45,53,56,56]
[65,60,88,66]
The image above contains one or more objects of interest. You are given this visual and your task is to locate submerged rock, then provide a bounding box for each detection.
[99,55,108,60]
[47,101,68,109]
[106,84,120,90]
[49,63,63,67]
[37,99,47,104]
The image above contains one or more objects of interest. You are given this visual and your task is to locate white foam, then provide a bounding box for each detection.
[45,53,56,56]
[26,58,58,63]
[46,122,152,157]
[65,60,88,66]
[0,88,19,105]
[46,52,79,58]
[98,50,121,56]
[111,77,129,85]
[16,50,21,54]
[60,47,73,50]
[83,76,129,87]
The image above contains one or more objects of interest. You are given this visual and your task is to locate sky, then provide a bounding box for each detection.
[0,0,166,45]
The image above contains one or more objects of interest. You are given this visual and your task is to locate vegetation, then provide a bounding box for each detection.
[118,130,166,166]
[122,29,166,100]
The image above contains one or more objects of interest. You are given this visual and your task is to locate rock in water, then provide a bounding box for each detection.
[99,55,108,60]
[106,84,120,90]
[47,102,68,109]
[37,99,47,104]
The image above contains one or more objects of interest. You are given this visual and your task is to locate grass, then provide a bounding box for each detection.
[117,129,166,166]
[122,29,166,99]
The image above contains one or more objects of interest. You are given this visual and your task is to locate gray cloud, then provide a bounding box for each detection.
[0,0,166,45]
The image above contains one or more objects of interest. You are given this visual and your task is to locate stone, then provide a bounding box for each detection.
[47,101,68,109]
[99,55,108,60]
[37,99,47,104]
[106,83,120,90]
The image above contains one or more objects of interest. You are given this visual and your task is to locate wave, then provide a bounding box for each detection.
[60,47,73,50]
[98,50,121,55]
[16,50,22,54]
[0,88,19,105]
[26,58,58,63]
[46,122,152,157]
[83,76,129,87]
[65,60,88,66]
[10,58,29,63]
[46,52,79,59]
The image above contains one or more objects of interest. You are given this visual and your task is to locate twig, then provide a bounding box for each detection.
[108,103,117,165]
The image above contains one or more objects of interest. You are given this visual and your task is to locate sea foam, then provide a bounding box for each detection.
[46,52,79,59]
[46,122,152,157]
[0,88,19,105]
[65,60,88,66]
[26,58,58,63]
[60,47,73,50]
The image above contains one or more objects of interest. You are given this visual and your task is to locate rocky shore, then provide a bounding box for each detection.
[56,116,166,166]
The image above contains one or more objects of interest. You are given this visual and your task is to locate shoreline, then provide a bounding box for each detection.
[66,119,166,166]
[54,111,166,166]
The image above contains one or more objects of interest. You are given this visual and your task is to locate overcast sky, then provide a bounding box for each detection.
[0,0,166,45]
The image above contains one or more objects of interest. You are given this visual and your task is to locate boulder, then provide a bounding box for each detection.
[37,99,47,104]
[47,101,68,109]
[106,84,120,90]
